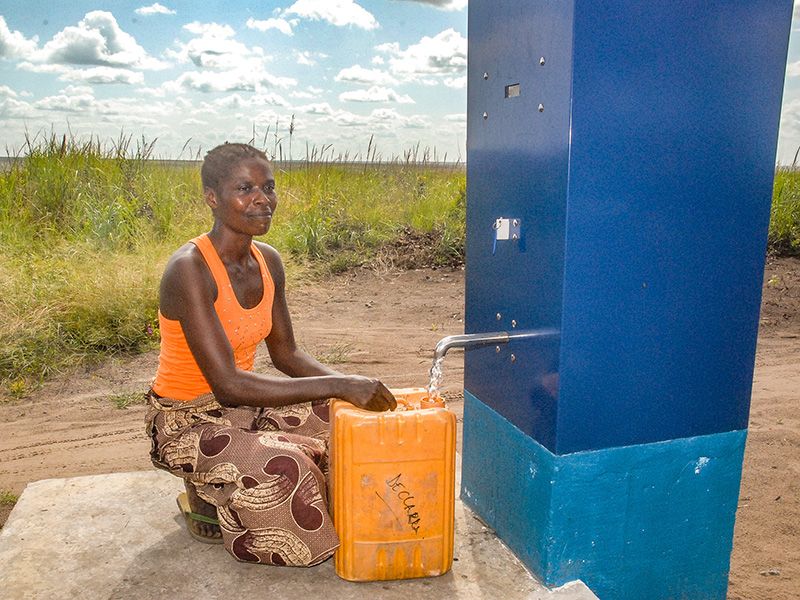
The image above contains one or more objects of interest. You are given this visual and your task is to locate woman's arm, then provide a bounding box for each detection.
[160,244,395,411]
[257,242,340,378]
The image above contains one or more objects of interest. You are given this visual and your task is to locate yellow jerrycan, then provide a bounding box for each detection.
[330,388,456,581]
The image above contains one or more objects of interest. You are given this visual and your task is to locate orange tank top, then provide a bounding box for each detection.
[151,234,274,400]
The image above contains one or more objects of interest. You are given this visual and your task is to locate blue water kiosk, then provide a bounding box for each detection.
[460,2,793,598]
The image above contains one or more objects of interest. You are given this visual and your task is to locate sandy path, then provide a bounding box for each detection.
[0,262,797,599]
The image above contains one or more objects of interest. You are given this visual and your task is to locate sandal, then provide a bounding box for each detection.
[176,490,224,545]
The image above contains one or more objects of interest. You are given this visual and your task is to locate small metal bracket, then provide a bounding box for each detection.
[494,217,522,241]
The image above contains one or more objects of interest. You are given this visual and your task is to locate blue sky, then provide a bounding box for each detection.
[1,1,800,163]
[0,0,467,161]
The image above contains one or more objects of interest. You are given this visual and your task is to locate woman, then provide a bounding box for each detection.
[146,143,396,567]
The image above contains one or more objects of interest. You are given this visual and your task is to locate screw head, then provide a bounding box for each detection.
[510,354,517,363]
[483,111,488,120]
[539,57,546,66]
[496,312,502,321]
[538,103,544,112]
[495,346,501,353]
[511,320,517,328]
[483,71,489,80]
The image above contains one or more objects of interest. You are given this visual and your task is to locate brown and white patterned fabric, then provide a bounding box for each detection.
[145,393,339,566]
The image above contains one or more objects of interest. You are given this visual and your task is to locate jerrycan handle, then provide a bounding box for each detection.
[390,388,445,411]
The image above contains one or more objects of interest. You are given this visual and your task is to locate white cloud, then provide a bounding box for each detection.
[295,50,327,66]
[134,85,166,97]
[0,96,35,119]
[63,66,144,84]
[34,11,167,70]
[183,21,235,38]
[787,60,800,77]
[779,98,800,145]
[443,75,466,89]
[335,65,397,86]
[167,24,250,69]
[371,56,384,65]
[792,1,800,30]
[315,106,430,133]
[181,117,207,125]
[285,0,379,30]
[375,42,400,54]
[17,61,144,85]
[208,92,290,109]
[16,61,67,74]
[290,90,314,99]
[100,113,159,125]
[339,86,414,104]
[444,113,466,122]
[34,85,95,112]
[62,84,94,96]
[169,69,296,93]
[377,28,467,81]
[297,102,335,115]
[391,0,467,11]
[330,111,370,127]
[372,108,429,129]
[0,16,39,59]
[29,86,177,121]
[170,23,270,66]
[246,17,294,36]
[164,22,295,93]
[0,85,18,97]
[166,36,256,70]
[135,3,176,16]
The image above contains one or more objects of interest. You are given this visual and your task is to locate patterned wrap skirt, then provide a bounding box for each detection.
[145,393,340,566]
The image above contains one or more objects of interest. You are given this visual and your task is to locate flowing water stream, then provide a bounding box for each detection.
[426,356,445,400]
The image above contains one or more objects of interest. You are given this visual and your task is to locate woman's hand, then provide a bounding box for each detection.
[339,376,397,412]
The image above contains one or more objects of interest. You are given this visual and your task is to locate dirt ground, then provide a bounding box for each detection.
[0,258,797,599]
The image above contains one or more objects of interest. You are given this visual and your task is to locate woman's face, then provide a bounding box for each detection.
[207,157,277,237]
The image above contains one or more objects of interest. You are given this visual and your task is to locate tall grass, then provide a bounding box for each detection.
[770,167,800,255]
[7,131,796,397]
[0,132,465,396]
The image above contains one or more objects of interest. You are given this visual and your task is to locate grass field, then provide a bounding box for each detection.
[0,135,465,396]
[1,134,798,397]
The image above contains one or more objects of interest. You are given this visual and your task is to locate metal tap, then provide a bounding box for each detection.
[432,328,560,362]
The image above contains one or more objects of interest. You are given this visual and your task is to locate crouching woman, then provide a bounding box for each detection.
[145,143,395,566]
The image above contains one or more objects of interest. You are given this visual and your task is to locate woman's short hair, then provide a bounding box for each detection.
[201,143,269,192]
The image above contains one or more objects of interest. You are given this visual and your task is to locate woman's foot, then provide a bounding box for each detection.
[178,481,223,544]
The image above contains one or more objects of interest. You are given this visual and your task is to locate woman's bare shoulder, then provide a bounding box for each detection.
[160,242,216,317]
[162,242,206,280]
[253,240,285,286]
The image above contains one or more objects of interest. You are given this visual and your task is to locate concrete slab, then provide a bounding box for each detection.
[0,470,596,600]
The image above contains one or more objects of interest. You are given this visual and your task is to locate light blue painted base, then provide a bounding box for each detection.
[461,391,747,600]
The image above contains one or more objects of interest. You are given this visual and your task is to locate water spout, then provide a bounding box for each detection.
[428,328,560,399]
[433,328,559,362]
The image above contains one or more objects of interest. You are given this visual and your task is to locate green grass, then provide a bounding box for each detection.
[312,342,355,365]
[0,490,18,506]
[6,131,798,398]
[770,168,800,255]
[0,132,465,396]
[108,392,145,409]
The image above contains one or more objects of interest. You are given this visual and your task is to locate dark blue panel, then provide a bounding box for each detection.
[556,0,793,453]
[462,391,746,600]
[464,0,574,452]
